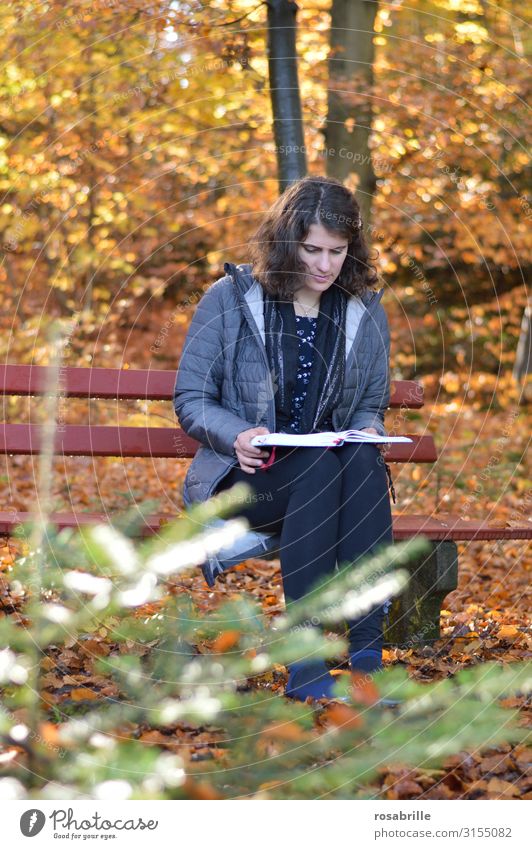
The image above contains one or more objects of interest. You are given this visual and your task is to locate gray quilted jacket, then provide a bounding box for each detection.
[174,261,390,509]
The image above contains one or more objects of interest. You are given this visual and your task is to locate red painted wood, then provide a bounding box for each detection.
[0,424,435,462]
[0,511,529,540]
[383,435,437,463]
[0,365,175,400]
[0,424,198,457]
[0,511,160,538]
[392,514,532,541]
[0,365,423,409]
[390,380,424,408]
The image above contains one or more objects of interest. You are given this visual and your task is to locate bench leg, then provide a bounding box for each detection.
[384,540,458,647]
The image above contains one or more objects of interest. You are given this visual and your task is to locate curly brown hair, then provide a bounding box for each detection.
[248,175,378,299]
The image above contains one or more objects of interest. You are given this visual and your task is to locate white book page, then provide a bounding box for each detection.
[251,430,412,447]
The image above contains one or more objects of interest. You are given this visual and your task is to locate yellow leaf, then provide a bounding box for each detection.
[497,625,519,640]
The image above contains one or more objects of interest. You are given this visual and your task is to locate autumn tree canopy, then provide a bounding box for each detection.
[0,0,529,377]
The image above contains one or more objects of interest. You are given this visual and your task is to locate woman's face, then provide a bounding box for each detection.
[296,222,349,297]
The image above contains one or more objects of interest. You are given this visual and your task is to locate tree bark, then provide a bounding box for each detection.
[325,0,378,227]
[266,0,307,192]
[513,303,532,397]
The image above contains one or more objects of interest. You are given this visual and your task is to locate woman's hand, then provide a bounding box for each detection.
[360,427,390,456]
[233,427,271,474]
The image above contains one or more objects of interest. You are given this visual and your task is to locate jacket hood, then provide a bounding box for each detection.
[223,261,254,299]
[223,261,384,309]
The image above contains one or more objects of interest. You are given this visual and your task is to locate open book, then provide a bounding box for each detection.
[250,429,412,448]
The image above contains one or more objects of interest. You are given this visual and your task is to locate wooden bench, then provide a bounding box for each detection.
[1,364,530,645]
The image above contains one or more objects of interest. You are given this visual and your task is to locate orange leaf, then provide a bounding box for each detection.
[497,625,519,640]
[350,671,380,706]
[38,722,62,747]
[486,777,519,797]
[390,778,423,798]
[324,702,363,730]
[263,595,279,606]
[80,639,111,657]
[261,721,307,742]
[139,730,170,746]
[211,630,240,652]
[69,688,99,701]
[513,749,532,775]
[479,753,510,774]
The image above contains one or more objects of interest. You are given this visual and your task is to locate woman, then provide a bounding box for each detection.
[174,176,392,702]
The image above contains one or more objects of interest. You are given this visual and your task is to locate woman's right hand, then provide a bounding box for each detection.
[233,427,271,474]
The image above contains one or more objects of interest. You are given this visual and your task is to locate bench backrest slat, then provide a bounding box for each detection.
[0,424,437,463]
[0,365,174,401]
[0,365,424,409]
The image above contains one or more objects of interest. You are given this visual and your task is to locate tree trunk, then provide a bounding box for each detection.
[266,0,307,192]
[513,303,532,400]
[325,0,378,227]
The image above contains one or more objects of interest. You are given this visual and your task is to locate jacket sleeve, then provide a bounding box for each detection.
[348,305,390,437]
[173,282,253,456]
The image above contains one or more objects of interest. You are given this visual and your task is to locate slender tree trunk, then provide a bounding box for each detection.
[266,0,307,192]
[513,303,532,401]
[325,0,378,227]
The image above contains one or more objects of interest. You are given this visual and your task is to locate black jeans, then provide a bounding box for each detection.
[215,442,393,659]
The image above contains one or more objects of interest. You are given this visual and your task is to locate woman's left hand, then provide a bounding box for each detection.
[359,427,390,456]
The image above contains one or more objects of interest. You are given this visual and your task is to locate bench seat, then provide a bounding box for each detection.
[0,510,529,542]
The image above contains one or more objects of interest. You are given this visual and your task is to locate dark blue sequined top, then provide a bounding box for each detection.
[288,316,316,432]
[288,316,333,433]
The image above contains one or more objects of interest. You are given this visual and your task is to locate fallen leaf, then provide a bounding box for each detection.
[263,595,279,606]
[79,639,111,657]
[351,671,380,706]
[479,753,511,774]
[38,722,62,747]
[497,625,520,640]
[211,630,240,652]
[261,721,307,742]
[390,778,424,798]
[69,688,99,701]
[324,702,364,730]
[486,777,520,797]
[513,749,532,775]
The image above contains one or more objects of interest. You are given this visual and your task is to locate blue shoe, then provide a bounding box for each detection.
[285,660,340,702]
[349,649,383,674]
[349,652,402,708]
[200,557,223,588]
